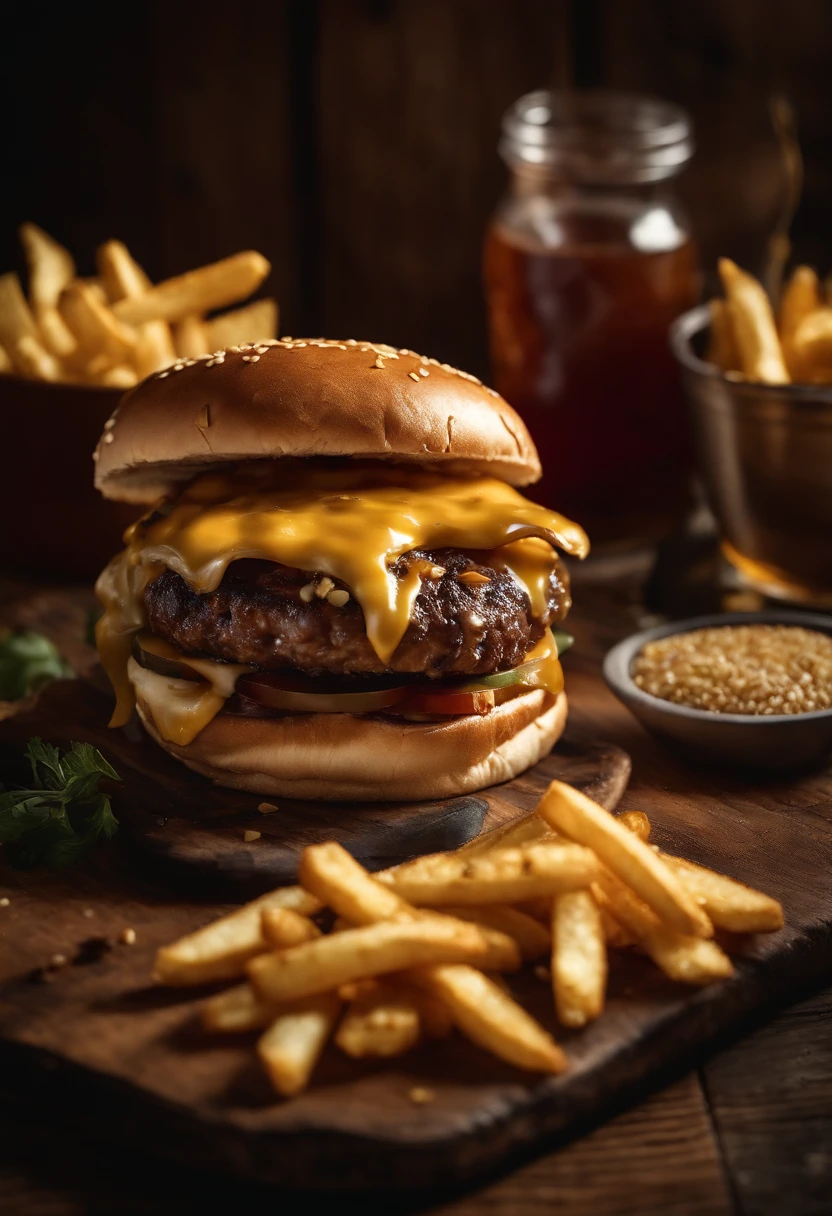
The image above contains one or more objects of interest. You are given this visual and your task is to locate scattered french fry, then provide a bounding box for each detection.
[257,992,342,1097]
[248,917,489,1004]
[207,298,278,349]
[261,905,322,949]
[538,781,712,938]
[552,890,606,1027]
[437,904,551,961]
[335,979,422,1058]
[202,982,279,1033]
[718,258,789,384]
[113,251,271,327]
[618,810,651,841]
[153,885,321,986]
[384,841,598,906]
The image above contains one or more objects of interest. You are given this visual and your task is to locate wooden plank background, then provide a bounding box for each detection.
[2,0,831,379]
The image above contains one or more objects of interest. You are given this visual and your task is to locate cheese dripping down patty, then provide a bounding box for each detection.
[96,464,588,736]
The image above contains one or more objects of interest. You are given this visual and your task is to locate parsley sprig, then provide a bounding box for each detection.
[0,738,120,868]
[0,629,73,702]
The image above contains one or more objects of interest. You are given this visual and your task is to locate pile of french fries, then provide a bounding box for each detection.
[708,256,832,385]
[154,779,784,1098]
[0,223,278,387]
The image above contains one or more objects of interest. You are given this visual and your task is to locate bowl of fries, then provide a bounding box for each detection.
[0,224,278,579]
[671,259,832,607]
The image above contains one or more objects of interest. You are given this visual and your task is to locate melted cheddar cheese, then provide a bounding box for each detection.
[96,464,588,738]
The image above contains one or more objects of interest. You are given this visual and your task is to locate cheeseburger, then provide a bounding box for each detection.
[93,339,588,801]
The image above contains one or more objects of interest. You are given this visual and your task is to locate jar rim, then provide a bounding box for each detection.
[500,89,694,183]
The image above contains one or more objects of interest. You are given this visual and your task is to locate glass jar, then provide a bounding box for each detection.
[484,90,702,546]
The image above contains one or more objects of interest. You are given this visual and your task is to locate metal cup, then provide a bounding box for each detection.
[671,305,832,606]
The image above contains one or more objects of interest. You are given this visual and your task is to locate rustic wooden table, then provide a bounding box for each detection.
[1,569,830,1216]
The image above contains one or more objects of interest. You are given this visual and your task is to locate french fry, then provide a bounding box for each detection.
[384,841,598,906]
[552,890,606,1027]
[60,281,137,362]
[257,991,342,1097]
[335,979,422,1058]
[413,965,567,1073]
[261,905,322,949]
[36,306,78,361]
[333,903,521,972]
[538,781,711,938]
[779,265,821,377]
[19,222,75,309]
[300,843,566,1073]
[207,297,278,349]
[0,273,40,373]
[791,308,832,383]
[247,917,489,1004]
[13,334,62,381]
[705,298,740,372]
[718,258,789,384]
[616,817,784,934]
[153,885,322,986]
[455,811,554,858]
[202,982,279,1033]
[173,315,210,358]
[618,810,650,841]
[113,251,271,327]
[95,364,138,389]
[97,239,176,376]
[594,868,732,986]
[437,904,551,961]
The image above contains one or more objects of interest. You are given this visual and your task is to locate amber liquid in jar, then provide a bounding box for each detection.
[485,204,700,543]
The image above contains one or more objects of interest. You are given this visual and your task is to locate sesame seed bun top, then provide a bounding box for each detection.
[93,338,541,503]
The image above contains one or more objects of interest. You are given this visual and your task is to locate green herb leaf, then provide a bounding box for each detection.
[0,739,120,868]
[0,630,74,702]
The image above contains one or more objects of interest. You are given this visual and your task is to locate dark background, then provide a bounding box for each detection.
[1,0,829,379]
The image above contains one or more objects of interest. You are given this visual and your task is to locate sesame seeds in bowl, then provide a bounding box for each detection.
[604,611,832,773]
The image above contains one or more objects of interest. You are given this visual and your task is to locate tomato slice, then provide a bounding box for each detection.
[236,672,408,714]
[396,687,496,717]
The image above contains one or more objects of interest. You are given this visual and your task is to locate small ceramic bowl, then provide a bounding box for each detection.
[603,611,832,772]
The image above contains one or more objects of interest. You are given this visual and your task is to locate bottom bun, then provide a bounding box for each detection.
[136,688,567,802]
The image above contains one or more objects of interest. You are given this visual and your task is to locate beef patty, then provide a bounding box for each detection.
[143,550,570,678]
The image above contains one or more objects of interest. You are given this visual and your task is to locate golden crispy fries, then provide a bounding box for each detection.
[247,917,489,1004]
[300,842,565,1072]
[599,906,636,949]
[779,265,821,377]
[618,810,650,841]
[13,334,62,381]
[658,856,783,934]
[60,281,137,362]
[173,315,210,358]
[113,251,271,326]
[202,982,278,1033]
[791,308,832,382]
[257,991,342,1097]
[0,273,40,372]
[20,222,75,309]
[95,364,137,389]
[153,886,321,986]
[261,905,322,950]
[415,965,567,1073]
[96,239,176,376]
[438,904,551,961]
[36,306,78,360]
[718,258,789,384]
[552,890,606,1027]
[384,841,598,906]
[594,868,731,985]
[207,297,278,349]
[616,816,784,933]
[335,979,422,1058]
[538,781,711,938]
[705,298,740,372]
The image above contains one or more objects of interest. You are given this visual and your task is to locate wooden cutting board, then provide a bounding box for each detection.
[1,597,831,1196]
